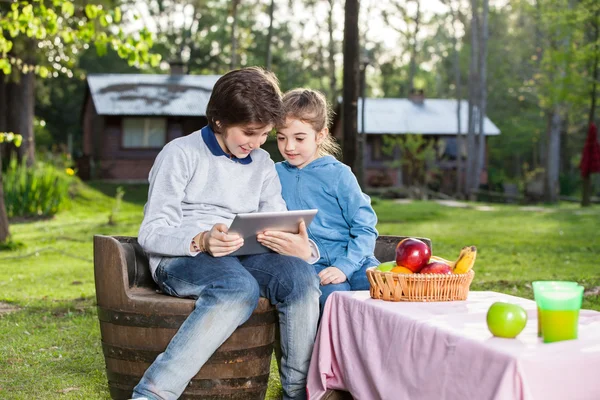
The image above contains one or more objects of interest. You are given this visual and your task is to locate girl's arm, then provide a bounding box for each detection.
[330,168,378,278]
[138,143,206,257]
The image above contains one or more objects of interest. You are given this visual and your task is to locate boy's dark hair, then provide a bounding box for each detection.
[206,67,284,132]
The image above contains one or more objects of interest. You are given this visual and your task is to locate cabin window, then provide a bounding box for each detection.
[122,118,167,148]
[437,137,467,160]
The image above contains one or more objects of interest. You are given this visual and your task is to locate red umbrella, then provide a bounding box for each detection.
[580,122,600,177]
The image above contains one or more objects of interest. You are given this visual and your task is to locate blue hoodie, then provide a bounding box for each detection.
[276,156,378,278]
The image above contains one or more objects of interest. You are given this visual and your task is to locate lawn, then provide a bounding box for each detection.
[0,181,599,399]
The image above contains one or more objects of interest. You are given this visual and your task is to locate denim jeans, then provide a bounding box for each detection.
[315,255,380,310]
[132,252,320,400]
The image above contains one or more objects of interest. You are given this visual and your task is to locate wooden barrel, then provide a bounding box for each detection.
[94,235,277,400]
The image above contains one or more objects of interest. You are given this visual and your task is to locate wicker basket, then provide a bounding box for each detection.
[366,267,475,302]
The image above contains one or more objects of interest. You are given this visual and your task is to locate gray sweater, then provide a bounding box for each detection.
[138,127,287,278]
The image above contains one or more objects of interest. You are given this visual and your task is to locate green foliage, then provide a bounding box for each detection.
[33,117,53,150]
[382,134,438,188]
[2,157,75,218]
[0,238,25,251]
[0,132,23,147]
[0,0,160,76]
[559,171,581,196]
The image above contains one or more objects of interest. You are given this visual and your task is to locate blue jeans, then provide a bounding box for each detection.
[316,256,380,310]
[132,252,320,400]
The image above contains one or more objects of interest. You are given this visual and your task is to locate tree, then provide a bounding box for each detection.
[537,0,576,202]
[465,0,479,197]
[475,0,489,193]
[440,0,466,195]
[230,0,241,69]
[0,133,22,243]
[265,0,275,70]
[342,0,360,172]
[327,0,337,103]
[0,0,159,244]
[582,0,600,206]
[381,0,424,95]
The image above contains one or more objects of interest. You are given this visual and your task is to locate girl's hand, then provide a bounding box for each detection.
[257,220,311,260]
[204,223,243,257]
[318,266,347,285]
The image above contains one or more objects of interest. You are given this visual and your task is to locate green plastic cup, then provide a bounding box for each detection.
[532,281,579,337]
[536,285,584,343]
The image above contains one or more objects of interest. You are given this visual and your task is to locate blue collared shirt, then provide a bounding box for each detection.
[201,125,253,165]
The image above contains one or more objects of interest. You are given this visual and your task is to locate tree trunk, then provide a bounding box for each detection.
[453,22,463,195]
[544,0,574,203]
[534,0,545,169]
[0,150,8,243]
[230,0,241,70]
[582,6,599,207]
[342,0,360,173]
[7,71,36,165]
[0,74,6,132]
[265,0,275,71]
[357,63,366,189]
[560,113,569,176]
[407,1,421,93]
[475,0,488,189]
[328,0,337,103]
[466,0,479,198]
[545,109,562,202]
[0,74,9,243]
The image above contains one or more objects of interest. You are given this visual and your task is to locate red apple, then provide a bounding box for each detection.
[420,261,452,274]
[395,238,431,273]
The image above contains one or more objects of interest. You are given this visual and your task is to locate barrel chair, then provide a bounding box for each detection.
[93,235,431,399]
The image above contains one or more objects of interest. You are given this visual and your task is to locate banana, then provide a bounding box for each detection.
[429,255,456,268]
[452,246,477,274]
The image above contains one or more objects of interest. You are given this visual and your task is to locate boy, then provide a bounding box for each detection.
[133,68,320,400]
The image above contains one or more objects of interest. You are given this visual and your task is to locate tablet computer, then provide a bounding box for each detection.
[228,209,318,256]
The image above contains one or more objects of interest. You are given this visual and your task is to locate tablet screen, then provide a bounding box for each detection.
[228,209,318,256]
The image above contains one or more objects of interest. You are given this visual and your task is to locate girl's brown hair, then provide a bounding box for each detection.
[282,89,341,157]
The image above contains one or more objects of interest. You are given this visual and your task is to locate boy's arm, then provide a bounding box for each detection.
[330,168,378,278]
[138,144,203,257]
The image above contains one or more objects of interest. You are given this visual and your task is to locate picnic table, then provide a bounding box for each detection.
[307,291,600,400]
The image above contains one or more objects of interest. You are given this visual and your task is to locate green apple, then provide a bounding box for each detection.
[376,261,396,272]
[486,302,528,338]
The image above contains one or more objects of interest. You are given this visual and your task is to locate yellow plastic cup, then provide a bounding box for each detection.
[536,285,584,343]
[532,281,578,337]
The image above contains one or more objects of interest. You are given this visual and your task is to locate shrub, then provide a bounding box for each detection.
[2,157,75,218]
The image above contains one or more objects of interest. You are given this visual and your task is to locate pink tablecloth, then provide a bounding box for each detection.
[307,291,600,400]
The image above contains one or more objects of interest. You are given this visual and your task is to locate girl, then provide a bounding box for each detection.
[259,88,379,310]
[134,69,320,400]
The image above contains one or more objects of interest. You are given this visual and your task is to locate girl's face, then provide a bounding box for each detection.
[276,118,325,169]
[215,122,272,159]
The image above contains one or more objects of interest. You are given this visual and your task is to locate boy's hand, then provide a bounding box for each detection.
[204,223,243,257]
[257,220,311,260]
[318,266,347,285]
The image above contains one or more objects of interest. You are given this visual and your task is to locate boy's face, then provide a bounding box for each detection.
[276,118,324,169]
[215,123,273,159]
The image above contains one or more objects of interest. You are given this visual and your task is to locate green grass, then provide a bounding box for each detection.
[1,182,599,399]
